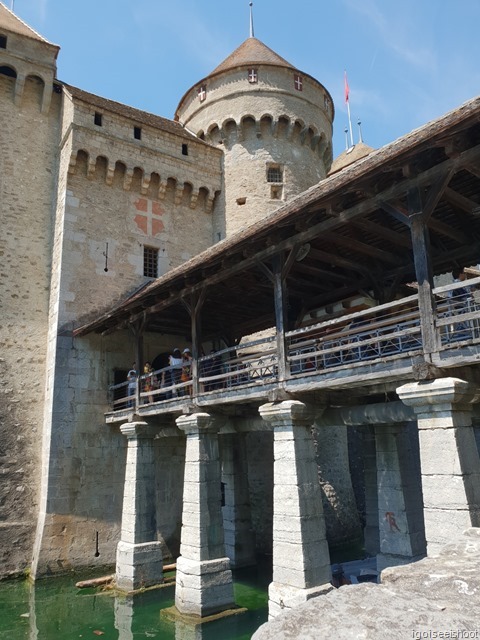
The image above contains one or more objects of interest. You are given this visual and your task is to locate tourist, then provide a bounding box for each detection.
[142,361,155,403]
[169,348,183,395]
[181,348,193,395]
[126,364,137,407]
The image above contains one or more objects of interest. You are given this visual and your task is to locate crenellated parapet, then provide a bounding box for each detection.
[67,147,219,213]
[199,112,332,164]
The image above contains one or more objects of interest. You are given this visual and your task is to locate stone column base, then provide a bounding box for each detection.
[268,581,333,619]
[175,556,235,617]
[115,540,163,592]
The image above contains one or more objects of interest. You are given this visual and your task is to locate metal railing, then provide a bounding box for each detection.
[198,336,278,392]
[287,294,422,375]
[107,277,480,412]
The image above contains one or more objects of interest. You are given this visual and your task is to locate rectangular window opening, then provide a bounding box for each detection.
[0,35,7,49]
[134,126,142,140]
[267,166,283,183]
[94,112,103,126]
[248,68,258,84]
[143,246,158,278]
[182,143,188,156]
[270,185,283,200]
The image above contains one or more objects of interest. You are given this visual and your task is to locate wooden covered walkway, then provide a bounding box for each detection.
[73,97,480,419]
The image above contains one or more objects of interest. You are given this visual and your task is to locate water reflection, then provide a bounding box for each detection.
[174,618,206,640]
[0,564,268,640]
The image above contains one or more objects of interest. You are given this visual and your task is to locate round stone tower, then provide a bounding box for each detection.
[175,37,334,238]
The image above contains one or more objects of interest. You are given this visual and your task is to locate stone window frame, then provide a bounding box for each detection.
[143,246,158,278]
[267,164,283,184]
[94,112,103,127]
[248,68,258,84]
[134,126,142,140]
[267,163,284,201]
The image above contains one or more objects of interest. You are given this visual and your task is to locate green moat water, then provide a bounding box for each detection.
[0,545,365,639]
[0,564,270,640]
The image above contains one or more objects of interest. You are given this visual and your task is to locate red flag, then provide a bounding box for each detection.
[344,71,350,104]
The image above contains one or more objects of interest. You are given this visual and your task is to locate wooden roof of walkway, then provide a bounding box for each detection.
[74,96,480,343]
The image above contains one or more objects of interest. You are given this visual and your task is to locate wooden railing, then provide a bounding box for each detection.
[107,277,480,412]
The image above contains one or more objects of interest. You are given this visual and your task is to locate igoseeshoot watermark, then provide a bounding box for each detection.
[412,632,479,639]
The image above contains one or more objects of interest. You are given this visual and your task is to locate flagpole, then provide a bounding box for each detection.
[347,101,354,147]
[344,70,354,148]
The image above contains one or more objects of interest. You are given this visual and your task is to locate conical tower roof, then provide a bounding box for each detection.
[209,36,296,76]
[329,142,375,175]
[0,2,56,44]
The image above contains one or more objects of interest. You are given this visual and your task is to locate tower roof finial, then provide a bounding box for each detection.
[249,2,254,38]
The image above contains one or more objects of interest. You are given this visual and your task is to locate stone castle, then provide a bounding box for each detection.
[2,2,480,627]
[0,3,342,579]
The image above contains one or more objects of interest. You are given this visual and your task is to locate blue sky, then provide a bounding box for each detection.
[11,0,480,158]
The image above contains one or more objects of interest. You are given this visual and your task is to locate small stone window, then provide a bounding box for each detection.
[270,185,283,200]
[294,74,303,91]
[198,85,207,102]
[267,165,283,183]
[182,143,188,156]
[143,246,158,278]
[236,197,247,206]
[134,126,142,140]
[94,112,102,126]
[248,68,258,84]
[0,35,7,49]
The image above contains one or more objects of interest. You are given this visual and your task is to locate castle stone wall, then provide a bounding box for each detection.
[0,72,61,577]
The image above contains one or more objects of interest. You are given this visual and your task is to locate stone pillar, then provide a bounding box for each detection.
[259,401,332,619]
[221,433,256,568]
[313,422,362,546]
[175,413,235,617]
[374,423,426,571]
[116,422,163,592]
[363,426,380,556]
[397,378,480,555]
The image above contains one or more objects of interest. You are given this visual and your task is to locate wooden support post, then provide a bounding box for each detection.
[273,255,289,381]
[129,317,145,408]
[408,188,439,360]
[183,290,206,397]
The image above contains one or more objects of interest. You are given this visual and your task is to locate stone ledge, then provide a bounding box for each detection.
[253,528,480,639]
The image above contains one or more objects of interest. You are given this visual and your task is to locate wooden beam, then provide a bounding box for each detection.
[272,254,288,381]
[443,186,480,214]
[294,261,349,285]
[322,231,402,265]
[422,169,454,220]
[380,201,411,227]
[351,218,412,248]
[427,216,470,245]
[308,247,371,275]
[465,162,480,181]
[408,188,438,359]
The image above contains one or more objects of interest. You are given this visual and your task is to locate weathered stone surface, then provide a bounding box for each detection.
[252,529,480,639]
